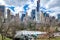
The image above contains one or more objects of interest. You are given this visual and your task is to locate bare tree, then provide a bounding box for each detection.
[0,17,5,40]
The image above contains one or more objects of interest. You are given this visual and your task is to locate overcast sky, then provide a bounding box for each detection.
[41,0,60,18]
[0,0,60,18]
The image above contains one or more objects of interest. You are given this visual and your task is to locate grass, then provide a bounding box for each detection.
[37,37,60,40]
[0,34,12,40]
[0,34,60,40]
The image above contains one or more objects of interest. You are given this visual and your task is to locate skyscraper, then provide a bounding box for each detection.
[16,13,19,18]
[0,5,5,23]
[20,11,25,21]
[10,15,14,19]
[36,0,40,12]
[0,5,5,17]
[44,12,49,17]
[36,0,40,23]
[40,11,45,23]
[7,9,11,22]
[21,14,25,21]
[31,9,36,20]
[14,13,20,24]
[58,14,60,20]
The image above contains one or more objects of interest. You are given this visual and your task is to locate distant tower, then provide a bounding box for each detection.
[44,12,49,17]
[0,5,5,22]
[7,9,11,22]
[58,14,60,20]
[37,0,40,12]
[0,5,5,17]
[31,9,36,20]
[36,0,40,23]
[10,15,14,19]
[16,13,19,18]
[14,13,20,24]
[21,11,25,21]
[40,11,45,23]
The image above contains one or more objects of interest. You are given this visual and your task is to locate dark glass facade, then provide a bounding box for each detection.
[31,9,35,20]
[21,14,25,21]
[58,14,60,20]
[37,0,40,12]
[0,5,5,17]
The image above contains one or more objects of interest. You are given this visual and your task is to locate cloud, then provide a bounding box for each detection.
[0,0,6,5]
[46,0,60,8]
[4,0,36,13]
[40,0,50,7]
[41,0,60,18]
[0,0,38,17]
[50,7,60,12]
[4,0,28,6]
[14,6,24,13]
[2,0,31,15]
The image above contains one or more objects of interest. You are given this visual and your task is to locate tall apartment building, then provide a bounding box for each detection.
[31,9,36,20]
[39,11,45,23]
[7,9,11,22]
[36,0,40,23]
[20,11,25,21]
[58,14,60,21]
[14,13,20,24]
[0,5,5,23]
[23,12,32,23]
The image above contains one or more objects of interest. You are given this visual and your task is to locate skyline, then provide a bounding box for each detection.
[0,0,60,18]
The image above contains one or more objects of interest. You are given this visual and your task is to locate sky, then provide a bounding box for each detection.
[0,0,60,18]
[0,0,37,16]
[41,0,60,18]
